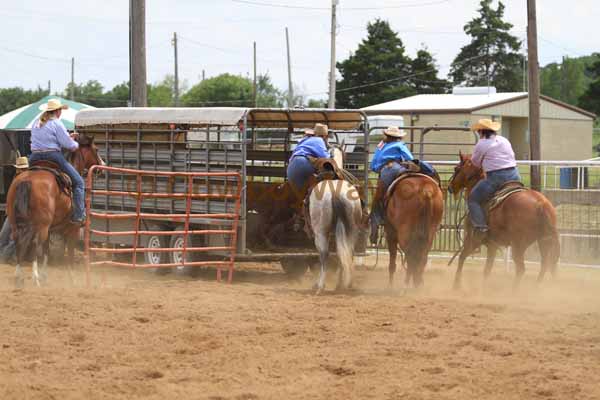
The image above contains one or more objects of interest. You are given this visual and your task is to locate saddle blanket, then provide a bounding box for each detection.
[486,181,527,212]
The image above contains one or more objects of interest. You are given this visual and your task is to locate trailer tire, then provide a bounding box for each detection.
[144,233,170,275]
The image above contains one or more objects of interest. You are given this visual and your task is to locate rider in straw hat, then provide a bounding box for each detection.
[468,118,520,242]
[29,98,86,224]
[287,123,331,196]
[368,126,414,244]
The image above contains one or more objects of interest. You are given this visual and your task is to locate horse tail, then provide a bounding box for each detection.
[332,192,354,280]
[13,181,35,262]
[537,200,560,271]
[406,184,435,269]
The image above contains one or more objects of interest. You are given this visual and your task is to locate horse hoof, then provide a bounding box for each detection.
[14,277,24,289]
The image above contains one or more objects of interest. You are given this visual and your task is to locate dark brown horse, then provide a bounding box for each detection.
[384,174,444,288]
[6,135,104,288]
[448,153,560,289]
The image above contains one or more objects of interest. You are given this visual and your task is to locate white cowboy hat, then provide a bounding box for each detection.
[13,156,29,169]
[471,118,501,132]
[313,123,329,138]
[38,98,69,112]
[383,126,407,138]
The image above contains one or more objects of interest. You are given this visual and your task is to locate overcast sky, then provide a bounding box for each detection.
[1,0,597,103]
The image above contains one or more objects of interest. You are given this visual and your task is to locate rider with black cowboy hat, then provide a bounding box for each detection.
[29,98,86,224]
[468,118,520,242]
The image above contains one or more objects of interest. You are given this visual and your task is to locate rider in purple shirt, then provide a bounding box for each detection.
[469,119,521,242]
[29,99,86,224]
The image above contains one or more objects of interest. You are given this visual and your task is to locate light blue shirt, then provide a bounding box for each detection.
[291,136,330,159]
[370,140,414,172]
[31,118,78,152]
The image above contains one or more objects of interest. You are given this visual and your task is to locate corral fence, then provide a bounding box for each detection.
[368,160,600,269]
[84,165,243,284]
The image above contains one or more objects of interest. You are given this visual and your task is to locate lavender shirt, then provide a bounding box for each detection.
[31,118,78,152]
[471,135,516,172]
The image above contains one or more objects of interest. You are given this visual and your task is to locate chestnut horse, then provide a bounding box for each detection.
[448,153,560,289]
[384,174,444,288]
[6,135,104,288]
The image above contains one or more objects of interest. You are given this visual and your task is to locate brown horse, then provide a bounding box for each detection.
[384,174,444,288]
[6,135,104,288]
[448,153,560,289]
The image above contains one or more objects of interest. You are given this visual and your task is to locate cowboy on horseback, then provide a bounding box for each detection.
[29,98,86,224]
[287,123,331,197]
[468,118,521,242]
[368,126,414,244]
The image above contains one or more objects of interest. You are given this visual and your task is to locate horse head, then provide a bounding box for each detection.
[329,144,344,168]
[71,134,105,177]
[447,151,484,199]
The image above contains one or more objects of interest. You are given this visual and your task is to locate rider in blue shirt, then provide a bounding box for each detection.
[287,123,331,196]
[369,126,414,244]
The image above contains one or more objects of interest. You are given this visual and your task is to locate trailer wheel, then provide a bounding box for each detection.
[169,234,192,267]
[144,234,170,275]
[280,257,309,279]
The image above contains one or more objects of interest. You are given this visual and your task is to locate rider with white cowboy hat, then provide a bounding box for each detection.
[287,123,331,196]
[368,126,414,244]
[29,98,86,224]
[469,118,520,242]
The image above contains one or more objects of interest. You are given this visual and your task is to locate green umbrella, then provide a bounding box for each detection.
[0,96,94,130]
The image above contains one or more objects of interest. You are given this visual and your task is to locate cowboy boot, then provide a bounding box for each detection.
[369,181,386,245]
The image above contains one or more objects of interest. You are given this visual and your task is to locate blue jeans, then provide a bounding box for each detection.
[0,218,15,263]
[29,151,86,221]
[287,156,316,195]
[371,162,408,226]
[468,167,521,229]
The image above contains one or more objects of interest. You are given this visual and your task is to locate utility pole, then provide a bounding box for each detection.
[70,57,75,100]
[527,0,541,190]
[130,0,147,107]
[253,42,257,107]
[47,80,51,96]
[172,32,179,106]
[328,0,339,109]
[202,70,205,81]
[285,28,294,108]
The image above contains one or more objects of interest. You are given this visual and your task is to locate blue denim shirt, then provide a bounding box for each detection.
[370,141,414,172]
[291,136,330,159]
[31,118,78,152]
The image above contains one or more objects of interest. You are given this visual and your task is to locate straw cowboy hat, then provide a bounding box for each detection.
[38,98,69,112]
[304,128,315,136]
[313,123,329,138]
[13,156,29,169]
[383,126,407,138]
[472,118,501,132]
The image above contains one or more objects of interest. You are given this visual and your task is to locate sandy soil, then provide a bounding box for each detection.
[1,256,599,400]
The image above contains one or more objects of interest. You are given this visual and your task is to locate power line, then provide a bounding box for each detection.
[231,0,450,10]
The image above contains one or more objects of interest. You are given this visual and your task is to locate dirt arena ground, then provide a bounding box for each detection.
[1,256,599,400]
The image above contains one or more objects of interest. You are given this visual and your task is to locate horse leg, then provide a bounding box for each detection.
[32,236,42,287]
[511,245,526,291]
[313,232,329,294]
[40,237,50,285]
[386,227,398,288]
[537,237,558,283]
[67,234,76,286]
[483,243,498,280]
[454,236,477,290]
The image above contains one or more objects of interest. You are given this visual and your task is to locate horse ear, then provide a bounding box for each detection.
[459,151,464,161]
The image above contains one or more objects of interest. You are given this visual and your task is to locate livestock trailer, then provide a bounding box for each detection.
[75,107,370,276]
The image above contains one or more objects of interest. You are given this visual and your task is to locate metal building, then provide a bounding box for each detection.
[363,87,596,161]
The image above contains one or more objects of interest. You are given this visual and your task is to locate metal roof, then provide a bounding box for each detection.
[363,92,527,112]
[362,92,596,119]
[75,107,366,130]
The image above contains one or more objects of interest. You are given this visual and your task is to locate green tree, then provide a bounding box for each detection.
[64,80,105,106]
[449,0,524,92]
[103,82,130,106]
[336,19,414,108]
[410,46,449,94]
[307,99,327,108]
[579,56,600,116]
[541,55,600,106]
[0,86,48,115]
[181,73,282,107]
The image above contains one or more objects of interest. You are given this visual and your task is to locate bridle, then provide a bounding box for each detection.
[448,160,483,193]
[70,145,104,178]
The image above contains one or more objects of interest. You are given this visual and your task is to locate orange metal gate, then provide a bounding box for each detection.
[84,165,242,283]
